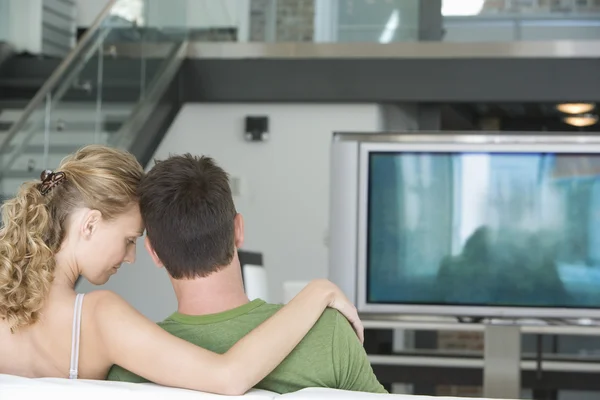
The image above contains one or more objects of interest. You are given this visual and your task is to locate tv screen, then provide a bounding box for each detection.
[367,151,600,311]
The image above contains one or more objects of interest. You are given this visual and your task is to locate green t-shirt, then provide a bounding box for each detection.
[107,299,387,394]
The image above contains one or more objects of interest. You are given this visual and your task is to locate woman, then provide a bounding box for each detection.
[0,145,362,395]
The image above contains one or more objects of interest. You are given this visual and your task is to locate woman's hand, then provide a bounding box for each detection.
[309,279,364,344]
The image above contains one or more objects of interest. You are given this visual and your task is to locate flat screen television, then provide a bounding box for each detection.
[329,132,600,319]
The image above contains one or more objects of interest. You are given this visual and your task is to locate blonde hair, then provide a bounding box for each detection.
[0,145,144,332]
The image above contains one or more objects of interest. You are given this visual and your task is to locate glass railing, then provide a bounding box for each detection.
[159,0,600,44]
[457,0,600,15]
[442,0,600,42]
[0,0,189,197]
[249,0,421,43]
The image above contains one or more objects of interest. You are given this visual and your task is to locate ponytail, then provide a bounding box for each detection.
[0,181,56,332]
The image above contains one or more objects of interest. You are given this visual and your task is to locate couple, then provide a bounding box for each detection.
[0,145,385,395]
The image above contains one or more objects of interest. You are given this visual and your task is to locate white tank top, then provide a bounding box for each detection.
[69,293,85,379]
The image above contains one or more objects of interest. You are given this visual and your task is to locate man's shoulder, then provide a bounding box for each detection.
[155,302,345,335]
[313,308,345,330]
[251,305,351,392]
[261,303,342,328]
[259,303,348,346]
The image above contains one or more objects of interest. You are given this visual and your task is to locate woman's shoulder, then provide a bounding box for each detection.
[80,290,140,325]
[79,290,148,354]
[83,290,137,311]
[82,289,124,304]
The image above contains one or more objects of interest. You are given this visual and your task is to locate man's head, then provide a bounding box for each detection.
[138,154,243,279]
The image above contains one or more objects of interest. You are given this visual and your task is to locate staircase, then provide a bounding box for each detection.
[0,0,187,203]
[0,100,133,195]
[0,53,137,198]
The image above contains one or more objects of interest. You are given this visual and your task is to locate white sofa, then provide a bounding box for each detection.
[0,374,512,400]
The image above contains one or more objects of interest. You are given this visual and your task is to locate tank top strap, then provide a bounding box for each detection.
[69,293,85,379]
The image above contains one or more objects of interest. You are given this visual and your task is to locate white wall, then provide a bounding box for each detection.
[0,0,75,55]
[78,103,416,321]
[0,0,43,53]
[0,0,10,42]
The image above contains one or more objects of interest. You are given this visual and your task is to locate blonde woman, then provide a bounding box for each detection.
[0,145,362,395]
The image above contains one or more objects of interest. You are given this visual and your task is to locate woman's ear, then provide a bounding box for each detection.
[81,209,102,239]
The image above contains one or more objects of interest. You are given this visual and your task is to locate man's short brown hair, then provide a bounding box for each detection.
[138,154,237,279]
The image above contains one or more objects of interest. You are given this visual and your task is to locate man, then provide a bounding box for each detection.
[107,154,386,394]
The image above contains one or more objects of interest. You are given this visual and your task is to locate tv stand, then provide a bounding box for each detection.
[360,314,600,399]
[483,324,521,399]
[456,316,485,324]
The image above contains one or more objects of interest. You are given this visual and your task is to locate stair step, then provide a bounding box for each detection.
[0,99,29,110]
[0,56,61,79]
[0,100,125,194]
[0,102,132,151]
[0,104,133,122]
[0,131,112,146]
[0,78,151,90]
[7,151,80,174]
[0,78,46,88]
[6,144,84,154]
[0,121,125,134]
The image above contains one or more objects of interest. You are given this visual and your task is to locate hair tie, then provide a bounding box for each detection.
[39,169,67,196]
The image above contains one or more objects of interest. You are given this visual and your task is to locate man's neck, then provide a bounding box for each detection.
[171,259,249,316]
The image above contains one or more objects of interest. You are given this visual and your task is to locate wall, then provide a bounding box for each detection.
[78,103,416,321]
[0,0,74,56]
[0,0,43,54]
[0,0,9,42]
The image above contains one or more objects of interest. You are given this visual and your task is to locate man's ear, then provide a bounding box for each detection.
[234,213,244,249]
[144,236,164,268]
[81,209,102,239]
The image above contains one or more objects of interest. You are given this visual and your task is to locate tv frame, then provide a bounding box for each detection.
[329,132,600,319]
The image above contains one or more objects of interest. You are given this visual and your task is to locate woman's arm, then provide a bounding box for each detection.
[94,279,361,395]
